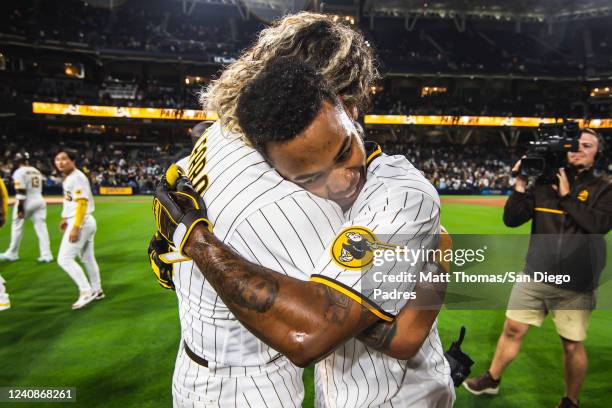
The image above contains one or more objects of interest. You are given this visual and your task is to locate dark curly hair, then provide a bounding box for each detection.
[236,57,337,154]
[54,149,78,162]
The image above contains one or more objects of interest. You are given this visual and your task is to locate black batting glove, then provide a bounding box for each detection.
[152,164,212,256]
[148,232,175,290]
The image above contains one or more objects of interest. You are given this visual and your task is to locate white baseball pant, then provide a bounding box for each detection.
[4,198,52,259]
[57,216,101,293]
[172,342,304,408]
[0,273,9,309]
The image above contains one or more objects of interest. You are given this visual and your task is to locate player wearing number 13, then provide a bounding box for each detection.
[0,152,52,263]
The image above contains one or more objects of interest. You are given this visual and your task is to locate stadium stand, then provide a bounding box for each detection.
[1,0,611,195]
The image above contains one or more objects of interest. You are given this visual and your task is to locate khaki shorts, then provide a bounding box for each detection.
[506,276,595,342]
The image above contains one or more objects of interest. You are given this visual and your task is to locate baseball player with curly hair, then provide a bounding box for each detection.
[0,152,52,263]
[55,150,103,310]
[150,12,453,408]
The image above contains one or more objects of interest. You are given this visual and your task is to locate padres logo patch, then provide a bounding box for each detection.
[577,189,589,202]
[331,226,396,270]
[331,227,376,270]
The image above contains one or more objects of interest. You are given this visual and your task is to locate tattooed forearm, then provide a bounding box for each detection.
[182,225,381,366]
[187,228,279,313]
[318,285,351,324]
[218,268,279,313]
[357,320,398,351]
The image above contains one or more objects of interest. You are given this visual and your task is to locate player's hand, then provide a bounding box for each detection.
[148,232,175,290]
[17,202,25,219]
[511,157,527,193]
[153,164,211,255]
[69,226,81,243]
[59,219,68,232]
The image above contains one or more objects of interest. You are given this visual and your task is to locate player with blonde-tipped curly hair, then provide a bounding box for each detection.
[201,11,377,139]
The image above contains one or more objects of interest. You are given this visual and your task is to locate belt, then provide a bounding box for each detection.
[183,341,209,367]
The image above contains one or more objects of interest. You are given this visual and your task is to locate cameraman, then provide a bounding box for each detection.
[464,129,612,408]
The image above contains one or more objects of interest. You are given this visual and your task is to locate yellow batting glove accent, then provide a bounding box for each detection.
[165,164,184,188]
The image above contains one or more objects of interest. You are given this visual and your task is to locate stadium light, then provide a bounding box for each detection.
[64,63,84,79]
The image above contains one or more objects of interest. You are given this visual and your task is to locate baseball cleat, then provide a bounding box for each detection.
[72,291,96,310]
[463,371,500,395]
[0,253,18,262]
[557,397,580,408]
[93,291,105,300]
[0,301,10,311]
[37,256,54,263]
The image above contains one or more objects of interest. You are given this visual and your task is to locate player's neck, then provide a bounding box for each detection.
[63,168,76,177]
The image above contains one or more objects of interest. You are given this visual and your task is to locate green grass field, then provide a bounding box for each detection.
[0,196,610,407]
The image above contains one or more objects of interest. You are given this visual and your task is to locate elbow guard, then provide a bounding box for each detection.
[16,194,26,200]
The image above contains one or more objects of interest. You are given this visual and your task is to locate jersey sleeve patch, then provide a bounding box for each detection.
[330,226,396,271]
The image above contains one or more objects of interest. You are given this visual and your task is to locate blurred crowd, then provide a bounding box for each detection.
[384,143,517,192]
[370,92,590,118]
[2,0,255,61]
[3,1,612,119]
[2,133,611,195]
[1,134,519,195]
[4,0,610,76]
[0,139,181,195]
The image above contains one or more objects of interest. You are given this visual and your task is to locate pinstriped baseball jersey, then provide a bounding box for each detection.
[175,157,189,173]
[311,154,454,407]
[172,121,453,407]
[172,122,345,407]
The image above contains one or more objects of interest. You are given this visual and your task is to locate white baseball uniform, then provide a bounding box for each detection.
[0,178,9,310]
[57,169,101,294]
[171,122,453,408]
[312,155,454,407]
[0,273,9,310]
[2,165,52,260]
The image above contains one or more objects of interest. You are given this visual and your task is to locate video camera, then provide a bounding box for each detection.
[517,121,580,184]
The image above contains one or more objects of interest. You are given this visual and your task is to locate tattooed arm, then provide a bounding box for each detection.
[357,263,447,359]
[357,231,451,359]
[184,225,380,368]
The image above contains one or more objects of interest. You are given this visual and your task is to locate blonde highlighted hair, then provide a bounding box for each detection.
[200,12,378,135]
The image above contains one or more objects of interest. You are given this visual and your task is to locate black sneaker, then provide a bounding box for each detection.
[557,397,579,408]
[463,371,500,395]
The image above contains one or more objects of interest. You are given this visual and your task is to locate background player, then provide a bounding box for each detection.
[0,152,52,263]
[54,150,103,309]
[0,176,10,310]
